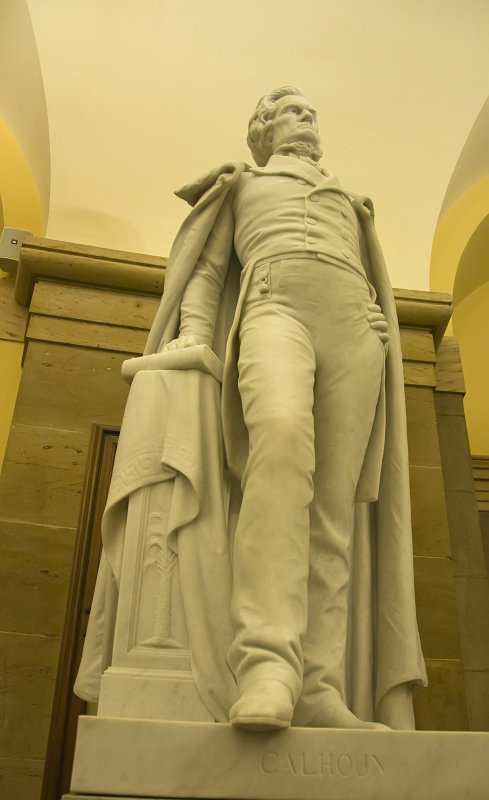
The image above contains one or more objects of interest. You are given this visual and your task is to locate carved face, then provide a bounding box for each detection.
[269,95,321,157]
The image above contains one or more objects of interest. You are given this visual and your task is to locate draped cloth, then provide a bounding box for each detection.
[76,351,238,720]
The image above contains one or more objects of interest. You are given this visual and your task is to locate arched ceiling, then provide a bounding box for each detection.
[17,0,489,290]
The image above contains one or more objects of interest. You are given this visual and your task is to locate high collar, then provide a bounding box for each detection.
[253,153,341,189]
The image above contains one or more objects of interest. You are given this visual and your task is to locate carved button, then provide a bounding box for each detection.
[306,217,317,225]
[308,237,317,244]
[297,178,308,185]
[341,208,349,218]
[309,195,319,202]
[342,248,350,259]
[341,230,349,239]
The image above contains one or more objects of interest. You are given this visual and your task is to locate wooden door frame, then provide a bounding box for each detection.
[41,423,119,800]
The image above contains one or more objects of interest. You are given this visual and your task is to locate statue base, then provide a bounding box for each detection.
[68,716,489,799]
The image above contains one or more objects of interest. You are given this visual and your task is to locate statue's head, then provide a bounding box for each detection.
[247,86,322,167]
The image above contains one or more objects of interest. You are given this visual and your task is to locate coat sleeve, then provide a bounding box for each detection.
[143,162,247,357]
[179,198,235,346]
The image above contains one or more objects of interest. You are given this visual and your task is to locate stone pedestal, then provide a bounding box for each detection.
[66,717,489,800]
[96,483,212,723]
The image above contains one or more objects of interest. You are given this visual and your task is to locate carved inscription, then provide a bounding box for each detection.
[260,751,384,778]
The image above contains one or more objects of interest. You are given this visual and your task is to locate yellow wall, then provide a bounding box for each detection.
[0,340,23,473]
[0,119,45,471]
[453,282,489,455]
[0,118,44,235]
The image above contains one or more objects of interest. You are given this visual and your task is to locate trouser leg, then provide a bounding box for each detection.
[228,308,315,702]
[294,326,384,724]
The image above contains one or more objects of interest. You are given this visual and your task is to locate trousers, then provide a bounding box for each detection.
[227,256,385,723]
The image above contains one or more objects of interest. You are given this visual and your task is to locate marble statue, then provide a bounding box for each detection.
[75,87,427,733]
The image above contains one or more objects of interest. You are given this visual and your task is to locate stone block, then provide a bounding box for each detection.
[0,424,87,527]
[27,314,148,355]
[436,412,475,492]
[434,337,465,394]
[409,465,450,558]
[413,556,461,660]
[399,327,435,363]
[402,361,436,388]
[434,391,464,416]
[70,717,489,799]
[0,519,75,636]
[413,659,467,731]
[0,631,60,760]
[454,576,489,670]
[404,386,440,468]
[0,272,28,342]
[0,756,44,800]
[464,669,489,731]
[13,341,129,431]
[444,490,487,577]
[30,280,160,329]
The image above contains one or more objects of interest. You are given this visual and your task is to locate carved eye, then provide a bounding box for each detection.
[289,106,300,114]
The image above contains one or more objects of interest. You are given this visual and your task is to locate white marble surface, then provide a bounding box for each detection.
[70,716,489,800]
[97,667,213,721]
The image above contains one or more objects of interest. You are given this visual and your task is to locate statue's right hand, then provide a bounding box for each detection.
[162,334,201,352]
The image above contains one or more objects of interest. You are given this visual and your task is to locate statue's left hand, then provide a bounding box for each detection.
[367,304,389,345]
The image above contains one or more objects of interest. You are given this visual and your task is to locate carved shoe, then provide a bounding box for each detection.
[230,679,294,731]
[306,699,390,730]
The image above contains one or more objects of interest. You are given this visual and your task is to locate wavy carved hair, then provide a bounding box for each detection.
[247,85,318,166]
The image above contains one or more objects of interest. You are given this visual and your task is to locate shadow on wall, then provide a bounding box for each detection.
[46,204,147,254]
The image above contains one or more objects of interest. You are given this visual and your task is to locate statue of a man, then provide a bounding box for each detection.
[76,86,426,733]
[152,86,426,731]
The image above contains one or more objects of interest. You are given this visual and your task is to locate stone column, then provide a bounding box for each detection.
[435,338,489,730]
[394,290,468,730]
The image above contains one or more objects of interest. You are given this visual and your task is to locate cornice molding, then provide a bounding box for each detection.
[393,288,452,348]
[16,237,167,306]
